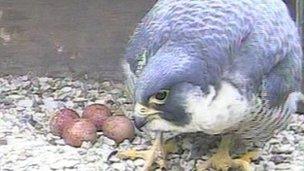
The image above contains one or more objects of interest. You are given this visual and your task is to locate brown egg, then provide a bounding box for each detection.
[49,108,80,137]
[102,116,135,143]
[82,104,111,131]
[62,119,97,147]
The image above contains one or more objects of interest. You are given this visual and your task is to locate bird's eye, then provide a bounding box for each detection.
[155,91,168,100]
[149,90,169,104]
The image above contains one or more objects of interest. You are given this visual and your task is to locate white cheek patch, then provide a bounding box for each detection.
[139,82,251,134]
[185,81,250,134]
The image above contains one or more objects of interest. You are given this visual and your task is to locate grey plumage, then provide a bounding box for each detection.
[124,0,303,149]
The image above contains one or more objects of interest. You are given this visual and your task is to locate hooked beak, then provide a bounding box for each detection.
[133,103,162,130]
[132,116,148,130]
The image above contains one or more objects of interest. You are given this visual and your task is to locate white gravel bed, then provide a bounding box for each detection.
[1,75,304,171]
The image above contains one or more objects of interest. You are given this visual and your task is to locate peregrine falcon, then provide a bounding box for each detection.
[119,0,303,170]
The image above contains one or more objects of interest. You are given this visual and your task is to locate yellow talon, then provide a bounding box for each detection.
[196,135,254,171]
[164,138,180,154]
[117,132,166,171]
[238,150,260,163]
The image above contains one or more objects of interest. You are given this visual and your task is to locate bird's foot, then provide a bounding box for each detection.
[117,132,166,171]
[197,152,253,171]
[238,150,260,163]
[198,149,233,171]
[164,138,180,154]
[196,135,254,171]
[228,150,259,171]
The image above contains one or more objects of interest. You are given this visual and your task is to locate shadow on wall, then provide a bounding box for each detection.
[0,0,156,81]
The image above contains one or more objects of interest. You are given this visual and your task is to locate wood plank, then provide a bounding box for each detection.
[0,0,156,81]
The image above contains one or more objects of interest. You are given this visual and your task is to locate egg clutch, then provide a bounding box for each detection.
[49,104,135,147]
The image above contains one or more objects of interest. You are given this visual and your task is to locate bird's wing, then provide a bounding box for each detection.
[223,5,302,101]
[262,52,302,107]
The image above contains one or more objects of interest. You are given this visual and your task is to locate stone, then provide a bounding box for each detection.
[61,87,72,93]
[298,140,304,151]
[17,99,33,108]
[0,139,7,146]
[102,136,116,146]
[55,139,66,145]
[85,155,99,162]
[81,141,93,149]
[272,144,295,154]
[50,159,79,169]
[111,162,126,170]
[42,97,58,110]
[131,137,142,145]
[39,165,52,171]
[100,145,116,161]
[2,75,304,171]
[108,155,120,163]
[133,159,145,166]
[276,163,291,170]
[269,155,286,164]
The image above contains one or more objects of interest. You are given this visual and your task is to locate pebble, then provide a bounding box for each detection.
[85,155,99,162]
[276,163,291,170]
[39,165,52,171]
[50,159,79,169]
[108,155,121,162]
[119,139,132,148]
[55,139,66,145]
[270,155,286,164]
[1,75,304,171]
[102,136,116,146]
[42,97,58,110]
[272,144,295,154]
[17,99,33,108]
[131,136,142,145]
[133,159,145,166]
[0,133,6,138]
[65,100,75,108]
[100,145,116,161]
[61,86,72,93]
[111,162,126,170]
[0,139,8,145]
[265,161,276,170]
[126,159,135,167]
[81,141,93,149]
[268,139,281,145]
[73,97,87,102]
[298,140,304,151]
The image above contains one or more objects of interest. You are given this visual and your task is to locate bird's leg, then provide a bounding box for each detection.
[117,132,166,171]
[197,135,234,171]
[197,135,253,171]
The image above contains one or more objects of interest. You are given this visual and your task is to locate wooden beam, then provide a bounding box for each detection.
[296,0,304,114]
[296,0,304,38]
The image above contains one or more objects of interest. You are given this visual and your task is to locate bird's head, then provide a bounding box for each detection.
[131,45,221,133]
[133,81,202,133]
[129,44,250,134]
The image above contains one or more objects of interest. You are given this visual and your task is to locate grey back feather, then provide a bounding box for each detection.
[124,0,302,104]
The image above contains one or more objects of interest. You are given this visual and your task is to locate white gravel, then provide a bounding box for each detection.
[1,75,304,171]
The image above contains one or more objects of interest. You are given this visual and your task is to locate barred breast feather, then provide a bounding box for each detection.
[235,92,302,148]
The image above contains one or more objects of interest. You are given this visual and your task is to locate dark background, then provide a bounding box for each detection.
[0,0,301,82]
[0,0,156,81]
